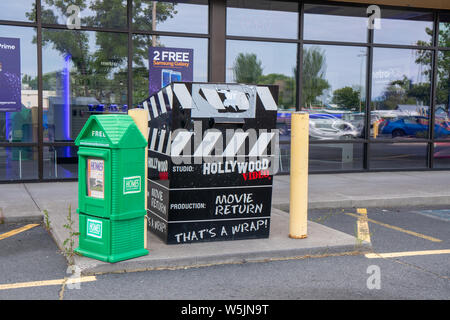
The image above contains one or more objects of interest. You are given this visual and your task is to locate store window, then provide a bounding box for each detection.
[303,4,368,43]
[373,9,433,46]
[41,0,127,30]
[133,0,209,34]
[371,48,432,140]
[309,143,363,171]
[226,40,297,110]
[0,146,38,181]
[43,146,78,179]
[434,142,450,168]
[0,25,38,143]
[435,50,450,140]
[302,45,367,140]
[227,0,298,39]
[132,34,208,104]
[41,29,128,142]
[369,142,428,169]
[0,1,36,22]
[439,13,450,47]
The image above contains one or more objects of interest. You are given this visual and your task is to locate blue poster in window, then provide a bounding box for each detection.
[0,37,21,112]
[149,46,193,96]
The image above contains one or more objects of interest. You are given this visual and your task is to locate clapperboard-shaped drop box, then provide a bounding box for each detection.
[143,82,279,244]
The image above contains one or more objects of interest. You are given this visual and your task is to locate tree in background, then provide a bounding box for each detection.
[301,47,330,108]
[332,86,361,110]
[232,53,263,84]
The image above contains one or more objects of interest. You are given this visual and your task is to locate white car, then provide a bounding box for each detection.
[309,116,360,140]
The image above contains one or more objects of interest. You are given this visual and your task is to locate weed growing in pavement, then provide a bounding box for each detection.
[63,204,80,265]
[43,209,51,231]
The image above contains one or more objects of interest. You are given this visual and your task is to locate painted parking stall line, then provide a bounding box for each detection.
[0,224,40,241]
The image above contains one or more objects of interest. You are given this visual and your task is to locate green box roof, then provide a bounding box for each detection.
[75,115,147,149]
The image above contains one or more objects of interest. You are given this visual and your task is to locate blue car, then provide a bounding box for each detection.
[381,116,450,138]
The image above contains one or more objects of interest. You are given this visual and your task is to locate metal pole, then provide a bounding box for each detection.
[19,150,22,179]
[289,112,309,239]
[54,149,58,178]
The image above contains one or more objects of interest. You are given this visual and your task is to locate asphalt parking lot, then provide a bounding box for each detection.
[0,205,448,301]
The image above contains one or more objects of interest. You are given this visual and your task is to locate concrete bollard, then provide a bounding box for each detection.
[289,112,309,239]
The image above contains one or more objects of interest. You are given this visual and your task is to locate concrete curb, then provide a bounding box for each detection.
[67,209,372,275]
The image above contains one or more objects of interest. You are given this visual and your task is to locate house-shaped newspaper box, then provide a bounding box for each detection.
[74,114,148,263]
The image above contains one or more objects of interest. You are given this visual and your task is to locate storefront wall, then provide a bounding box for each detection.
[0,0,449,182]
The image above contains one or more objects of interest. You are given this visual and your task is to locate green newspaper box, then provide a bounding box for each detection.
[74,114,148,263]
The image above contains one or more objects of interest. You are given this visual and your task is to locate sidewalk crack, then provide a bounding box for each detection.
[23,184,41,211]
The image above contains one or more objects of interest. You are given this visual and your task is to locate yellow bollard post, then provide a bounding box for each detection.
[128,108,149,249]
[289,112,309,239]
[373,121,379,139]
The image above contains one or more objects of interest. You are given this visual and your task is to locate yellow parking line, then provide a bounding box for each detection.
[356,208,371,243]
[366,249,450,259]
[344,212,442,242]
[0,276,97,291]
[0,224,40,241]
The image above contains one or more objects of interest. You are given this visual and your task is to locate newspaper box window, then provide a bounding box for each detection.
[144,82,279,244]
[74,115,148,263]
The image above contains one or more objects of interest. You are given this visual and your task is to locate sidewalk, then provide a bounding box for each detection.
[1,171,449,274]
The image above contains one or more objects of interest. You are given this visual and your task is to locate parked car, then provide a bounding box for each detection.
[381,116,450,138]
[309,115,359,140]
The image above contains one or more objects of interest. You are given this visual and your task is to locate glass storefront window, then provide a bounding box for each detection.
[434,142,450,168]
[371,48,432,140]
[41,0,127,30]
[439,13,450,47]
[42,29,128,142]
[226,40,297,110]
[227,0,298,39]
[309,143,363,171]
[0,1,36,22]
[132,34,208,104]
[303,4,368,43]
[0,26,38,143]
[133,0,208,34]
[0,146,38,181]
[302,45,367,140]
[435,50,450,140]
[369,142,427,169]
[373,9,433,46]
[43,146,78,179]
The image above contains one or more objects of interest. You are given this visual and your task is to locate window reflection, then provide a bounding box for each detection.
[303,4,367,43]
[41,0,127,29]
[435,51,450,140]
[0,26,38,143]
[370,143,427,169]
[302,45,367,140]
[371,48,432,140]
[133,0,208,34]
[132,35,208,104]
[226,40,297,110]
[434,142,450,168]
[309,143,363,171]
[42,29,128,142]
[0,146,38,181]
[0,1,36,22]
[44,146,78,179]
[439,13,450,47]
[374,9,433,46]
[227,0,298,39]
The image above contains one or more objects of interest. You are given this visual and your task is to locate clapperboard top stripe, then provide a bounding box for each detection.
[144,83,278,156]
[166,130,277,157]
